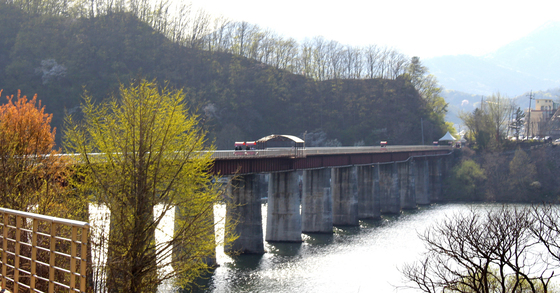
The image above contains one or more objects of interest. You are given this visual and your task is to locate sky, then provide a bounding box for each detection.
[187,0,560,59]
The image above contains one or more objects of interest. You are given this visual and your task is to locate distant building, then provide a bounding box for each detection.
[525,99,560,137]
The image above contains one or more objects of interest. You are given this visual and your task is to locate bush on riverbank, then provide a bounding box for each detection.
[443,145,560,203]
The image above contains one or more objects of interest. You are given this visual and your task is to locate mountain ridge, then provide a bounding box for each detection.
[0,5,448,148]
[424,21,560,125]
[425,21,560,98]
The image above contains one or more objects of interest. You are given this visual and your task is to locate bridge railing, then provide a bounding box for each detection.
[212,148,301,159]
[1,207,89,293]
[211,145,452,159]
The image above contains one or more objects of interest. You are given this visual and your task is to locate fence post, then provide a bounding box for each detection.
[14,216,22,293]
[49,222,57,293]
[81,226,88,292]
[71,226,77,290]
[31,218,38,290]
[2,213,8,290]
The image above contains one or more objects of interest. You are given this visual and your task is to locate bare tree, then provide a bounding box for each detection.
[326,40,343,79]
[485,93,514,142]
[401,206,555,293]
[349,46,363,79]
[364,44,381,79]
[231,21,255,57]
[186,8,210,49]
[167,2,192,44]
[377,47,391,79]
[205,16,232,52]
[531,205,560,265]
[311,36,328,80]
[277,38,298,70]
[258,31,277,64]
[246,29,266,61]
[297,38,314,77]
[387,49,408,79]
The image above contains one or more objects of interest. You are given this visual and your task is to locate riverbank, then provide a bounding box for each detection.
[443,143,560,203]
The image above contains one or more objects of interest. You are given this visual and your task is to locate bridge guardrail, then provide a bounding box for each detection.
[211,145,452,159]
[0,207,89,293]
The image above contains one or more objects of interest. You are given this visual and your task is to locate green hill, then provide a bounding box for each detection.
[0,3,447,149]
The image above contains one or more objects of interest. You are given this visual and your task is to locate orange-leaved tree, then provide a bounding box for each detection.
[0,89,77,216]
[0,89,85,293]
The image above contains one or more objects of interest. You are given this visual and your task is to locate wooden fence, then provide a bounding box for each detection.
[0,207,89,292]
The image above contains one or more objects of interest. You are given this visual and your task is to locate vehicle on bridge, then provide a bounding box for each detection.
[234,141,258,155]
[233,134,305,156]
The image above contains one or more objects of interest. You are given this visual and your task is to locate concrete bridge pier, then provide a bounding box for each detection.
[301,168,333,233]
[225,174,265,254]
[266,171,302,242]
[429,157,443,202]
[256,173,269,199]
[357,165,380,219]
[331,166,359,226]
[379,162,400,214]
[373,163,381,217]
[400,160,417,210]
[415,158,431,205]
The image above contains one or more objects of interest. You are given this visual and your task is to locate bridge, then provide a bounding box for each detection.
[211,144,454,254]
[0,143,453,292]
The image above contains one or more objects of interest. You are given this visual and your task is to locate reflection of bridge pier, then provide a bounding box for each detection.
[222,146,452,254]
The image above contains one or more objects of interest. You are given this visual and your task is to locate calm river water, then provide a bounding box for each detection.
[200,203,493,293]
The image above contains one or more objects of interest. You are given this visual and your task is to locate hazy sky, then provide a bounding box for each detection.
[188,0,560,59]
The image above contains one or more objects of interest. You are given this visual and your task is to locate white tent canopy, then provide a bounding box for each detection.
[438,131,457,141]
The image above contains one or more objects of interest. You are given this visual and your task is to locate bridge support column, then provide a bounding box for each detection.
[266,171,302,242]
[301,168,333,233]
[429,157,443,202]
[358,165,379,219]
[379,162,400,214]
[256,174,269,199]
[400,160,417,210]
[331,166,359,226]
[415,158,430,205]
[225,174,264,254]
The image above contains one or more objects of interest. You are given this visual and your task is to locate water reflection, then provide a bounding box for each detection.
[302,233,334,245]
[203,203,490,293]
[225,254,264,269]
[357,219,381,230]
[266,242,303,256]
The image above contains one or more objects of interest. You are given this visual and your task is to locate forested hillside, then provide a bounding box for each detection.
[0,1,448,149]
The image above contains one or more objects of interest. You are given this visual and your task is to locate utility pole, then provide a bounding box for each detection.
[527,91,533,138]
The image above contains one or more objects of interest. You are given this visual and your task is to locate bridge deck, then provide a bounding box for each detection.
[211,145,453,175]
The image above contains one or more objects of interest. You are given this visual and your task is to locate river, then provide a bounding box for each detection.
[200,203,488,293]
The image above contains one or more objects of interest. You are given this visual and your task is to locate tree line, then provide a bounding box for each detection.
[445,146,558,203]
[0,1,451,148]
[2,0,412,81]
